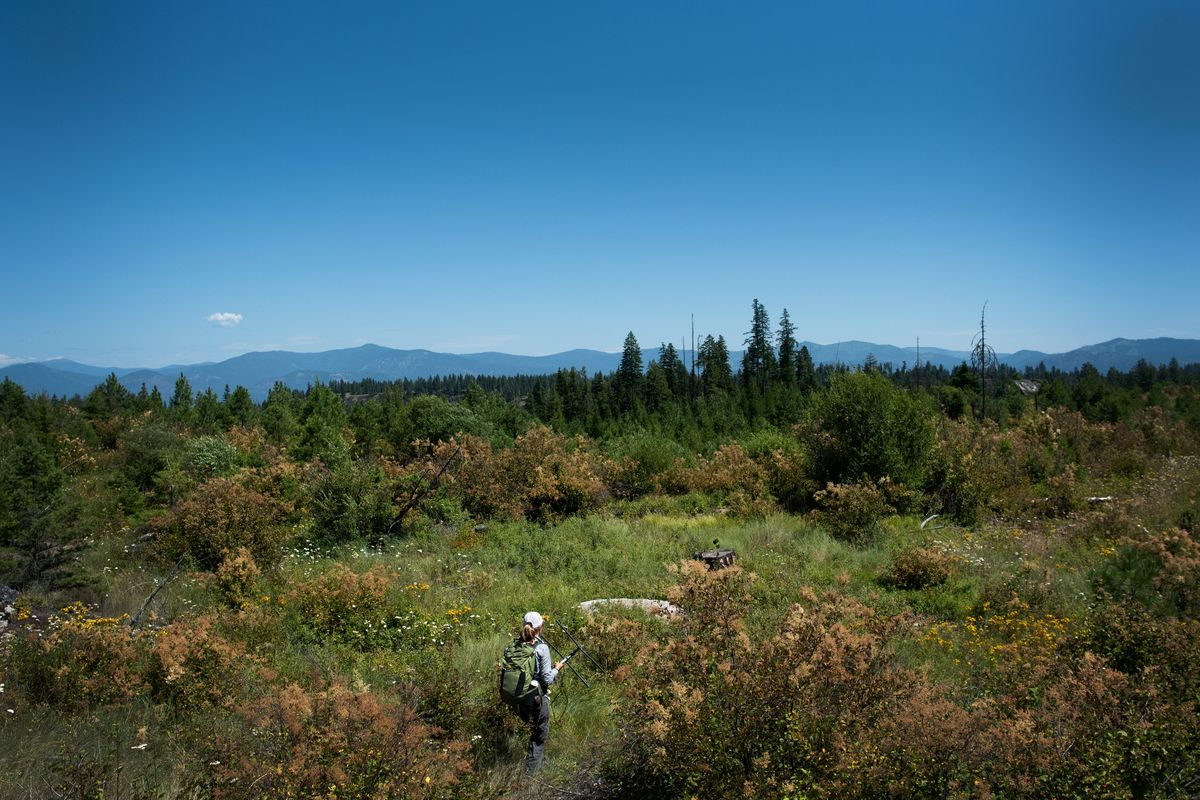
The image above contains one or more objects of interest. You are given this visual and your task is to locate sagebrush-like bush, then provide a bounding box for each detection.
[606,564,921,799]
[184,435,238,480]
[212,547,260,606]
[661,443,774,516]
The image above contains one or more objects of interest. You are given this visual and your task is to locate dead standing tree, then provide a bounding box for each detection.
[971,302,999,420]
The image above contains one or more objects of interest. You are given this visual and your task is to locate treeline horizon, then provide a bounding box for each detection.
[24,301,1198,451]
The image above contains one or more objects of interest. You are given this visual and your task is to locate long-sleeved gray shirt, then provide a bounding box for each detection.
[533,638,559,694]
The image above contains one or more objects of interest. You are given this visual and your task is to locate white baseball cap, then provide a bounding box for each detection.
[523,611,544,628]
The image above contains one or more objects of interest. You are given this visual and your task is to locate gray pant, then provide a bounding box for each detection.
[517,693,550,773]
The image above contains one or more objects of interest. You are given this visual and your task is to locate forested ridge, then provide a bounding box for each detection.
[2,301,1199,799]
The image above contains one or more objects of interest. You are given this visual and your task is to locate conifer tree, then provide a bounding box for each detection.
[194,388,224,434]
[741,299,776,393]
[226,385,256,427]
[614,332,644,413]
[84,373,132,420]
[796,345,816,394]
[262,381,299,445]
[658,343,689,400]
[170,373,193,424]
[296,381,350,466]
[776,309,797,385]
[644,361,671,413]
[698,335,734,395]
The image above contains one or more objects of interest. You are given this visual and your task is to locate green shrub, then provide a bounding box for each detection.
[802,371,934,488]
[743,429,813,512]
[307,459,396,543]
[119,424,184,491]
[388,395,492,457]
[603,430,689,498]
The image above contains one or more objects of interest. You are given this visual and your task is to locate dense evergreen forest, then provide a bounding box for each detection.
[2,301,1199,799]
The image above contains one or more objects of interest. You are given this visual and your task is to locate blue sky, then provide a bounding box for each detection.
[2,1,1197,368]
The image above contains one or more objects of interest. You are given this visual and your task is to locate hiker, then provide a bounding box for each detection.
[499,611,564,774]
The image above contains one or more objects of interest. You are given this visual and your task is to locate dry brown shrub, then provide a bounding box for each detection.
[1040,463,1080,516]
[224,424,265,458]
[608,563,918,799]
[149,613,252,710]
[212,679,472,799]
[926,418,1038,522]
[667,443,766,495]
[282,563,393,636]
[760,443,813,512]
[156,477,288,569]
[577,610,649,671]
[811,479,894,543]
[430,426,605,522]
[1134,526,1200,617]
[660,443,778,515]
[510,425,606,521]
[8,603,146,712]
[609,559,1198,799]
[213,546,261,606]
[883,547,957,590]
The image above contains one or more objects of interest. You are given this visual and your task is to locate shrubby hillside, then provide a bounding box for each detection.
[2,304,1199,799]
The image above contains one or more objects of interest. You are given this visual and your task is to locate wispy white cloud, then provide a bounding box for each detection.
[206,312,243,328]
[0,353,26,367]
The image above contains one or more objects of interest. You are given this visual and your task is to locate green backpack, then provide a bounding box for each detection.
[499,638,539,706]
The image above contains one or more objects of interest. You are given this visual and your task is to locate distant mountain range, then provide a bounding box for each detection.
[3,338,1198,401]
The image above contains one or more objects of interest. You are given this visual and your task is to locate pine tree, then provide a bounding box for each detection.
[84,373,132,420]
[644,362,671,413]
[296,381,350,466]
[614,332,644,413]
[776,308,797,385]
[262,381,299,446]
[698,335,734,395]
[796,345,816,394]
[170,373,193,424]
[658,343,690,400]
[194,388,224,434]
[226,385,256,427]
[741,299,776,393]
